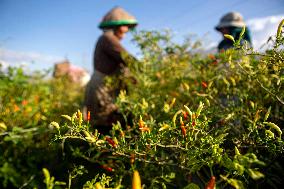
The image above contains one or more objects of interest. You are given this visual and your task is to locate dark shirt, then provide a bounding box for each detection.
[218,27,252,51]
[94,31,126,75]
[218,39,234,51]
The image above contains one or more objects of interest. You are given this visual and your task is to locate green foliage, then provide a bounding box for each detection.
[83,174,114,189]
[43,168,66,189]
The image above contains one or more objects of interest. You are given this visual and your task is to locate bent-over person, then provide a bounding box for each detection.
[84,7,138,134]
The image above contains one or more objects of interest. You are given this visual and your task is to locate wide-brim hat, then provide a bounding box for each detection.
[215,12,246,31]
[99,7,138,29]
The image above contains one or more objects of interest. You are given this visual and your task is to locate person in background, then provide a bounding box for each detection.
[84,7,138,134]
[215,12,252,51]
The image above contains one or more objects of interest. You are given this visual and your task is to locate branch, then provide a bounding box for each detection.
[256,79,284,105]
[236,61,284,105]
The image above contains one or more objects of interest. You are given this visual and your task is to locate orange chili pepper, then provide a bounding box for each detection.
[192,113,196,120]
[139,127,150,132]
[180,117,184,126]
[180,126,186,137]
[180,117,186,137]
[130,153,135,165]
[138,117,150,133]
[14,104,20,112]
[208,54,216,60]
[87,111,91,121]
[139,119,144,128]
[21,100,28,106]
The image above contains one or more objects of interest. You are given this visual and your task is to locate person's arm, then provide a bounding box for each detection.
[103,34,127,65]
[103,33,137,66]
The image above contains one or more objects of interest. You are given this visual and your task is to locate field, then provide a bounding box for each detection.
[0,23,284,188]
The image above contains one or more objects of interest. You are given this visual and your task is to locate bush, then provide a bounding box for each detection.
[0,67,83,188]
[53,23,284,188]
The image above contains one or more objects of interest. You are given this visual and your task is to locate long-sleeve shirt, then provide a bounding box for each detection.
[94,31,126,75]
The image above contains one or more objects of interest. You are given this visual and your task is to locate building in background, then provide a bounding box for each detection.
[53,60,90,86]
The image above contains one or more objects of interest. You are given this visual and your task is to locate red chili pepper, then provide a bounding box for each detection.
[192,121,196,126]
[182,111,188,120]
[87,111,91,121]
[100,165,113,172]
[212,61,218,65]
[105,137,117,148]
[180,126,186,137]
[205,176,216,189]
[218,119,225,125]
[201,81,208,89]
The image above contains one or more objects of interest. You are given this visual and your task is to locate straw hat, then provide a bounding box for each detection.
[215,12,246,31]
[99,7,138,29]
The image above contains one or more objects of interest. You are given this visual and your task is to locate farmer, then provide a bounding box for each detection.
[215,12,252,51]
[84,7,137,134]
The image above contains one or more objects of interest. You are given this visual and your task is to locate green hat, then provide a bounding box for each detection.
[99,7,138,29]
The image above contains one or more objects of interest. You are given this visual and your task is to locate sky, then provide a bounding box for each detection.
[0,0,283,72]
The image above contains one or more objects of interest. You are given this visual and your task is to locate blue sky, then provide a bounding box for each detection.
[0,0,283,72]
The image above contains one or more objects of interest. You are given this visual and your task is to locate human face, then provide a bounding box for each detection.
[220,28,230,35]
[114,25,129,40]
